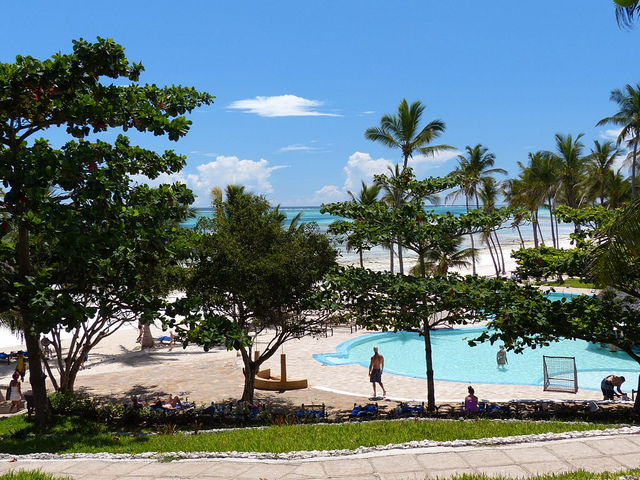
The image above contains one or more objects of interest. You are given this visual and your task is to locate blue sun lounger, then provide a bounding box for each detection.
[349,403,378,419]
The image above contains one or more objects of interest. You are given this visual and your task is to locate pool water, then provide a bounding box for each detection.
[314,293,639,391]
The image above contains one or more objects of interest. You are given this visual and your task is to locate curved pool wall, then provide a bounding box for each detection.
[314,293,639,391]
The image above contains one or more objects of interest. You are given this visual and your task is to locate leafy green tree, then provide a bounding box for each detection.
[0,38,213,426]
[597,83,640,200]
[364,99,453,274]
[323,173,510,410]
[176,187,337,403]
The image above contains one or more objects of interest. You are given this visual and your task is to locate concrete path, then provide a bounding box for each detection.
[1,433,639,479]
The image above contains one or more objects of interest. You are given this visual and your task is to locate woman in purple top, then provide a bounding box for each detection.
[465,385,478,413]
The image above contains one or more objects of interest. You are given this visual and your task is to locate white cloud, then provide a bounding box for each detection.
[343,151,393,192]
[311,185,345,204]
[410,149,460,167]
[600,128,623,141]
[131,156,287,207]
[228,95,341,117]
[278,143,317,153]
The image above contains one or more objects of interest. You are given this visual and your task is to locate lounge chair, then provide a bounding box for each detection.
[349,402,378,420]
[394,401,425,417]
[296,403,326,421]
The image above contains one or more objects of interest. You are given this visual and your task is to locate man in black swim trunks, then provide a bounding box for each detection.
[369,346,386,398]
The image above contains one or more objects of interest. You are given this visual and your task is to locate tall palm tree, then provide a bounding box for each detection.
[478,177,506,275]
[585,140,624,206]
[365,99,453,274]
[446,144,507,275]
[526,152,563,248]
[605,168,633,209]
[346,181,382,268]
[546,133,586,210]
[597,83,640,200]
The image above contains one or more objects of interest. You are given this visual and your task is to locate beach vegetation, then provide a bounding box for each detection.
[597,83,640,200]
[364,99,454,274]
[446,144,508,275]
[166,186,338,403]
[323,169,515,411]
[0,38,214,427]
[346,180,382,268]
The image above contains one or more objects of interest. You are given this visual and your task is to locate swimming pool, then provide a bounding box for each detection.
[314,293,639,391]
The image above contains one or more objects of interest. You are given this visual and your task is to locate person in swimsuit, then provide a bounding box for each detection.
[496,345,508,367]
[601,374,625,400]
[464,385,478,413]
[368,346,386,398]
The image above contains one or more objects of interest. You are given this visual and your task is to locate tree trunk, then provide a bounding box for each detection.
[493,230,506,275]
[486,231,499,277]
[548,200,557,249]
[397,236,404,275]
[632,143,638,201]
[423,319,436,411]
[23,325,51,427]
[17,220,50,427]
[240,349,260,403]
[141,324,155,349]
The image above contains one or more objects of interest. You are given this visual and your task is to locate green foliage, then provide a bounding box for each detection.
[0,38,213,425]
[511,245,587,280]
[170,186,338,401]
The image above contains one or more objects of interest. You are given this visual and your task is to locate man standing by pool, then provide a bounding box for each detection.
[369,346,386,398]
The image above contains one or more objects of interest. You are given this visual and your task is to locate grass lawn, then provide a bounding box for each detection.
[0,414,618,455]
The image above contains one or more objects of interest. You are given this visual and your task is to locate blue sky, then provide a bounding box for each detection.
[2,1,639,207]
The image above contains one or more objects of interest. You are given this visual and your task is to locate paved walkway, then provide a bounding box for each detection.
[1,433,639,479]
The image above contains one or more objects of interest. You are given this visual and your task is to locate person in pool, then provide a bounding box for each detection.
[601,374,625,400]
[496,345,508,367]
[368,346,386,398]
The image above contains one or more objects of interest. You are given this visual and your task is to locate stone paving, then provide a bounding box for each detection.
[1,433,639,479]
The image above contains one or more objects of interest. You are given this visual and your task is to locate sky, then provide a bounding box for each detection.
[1,1,639,207]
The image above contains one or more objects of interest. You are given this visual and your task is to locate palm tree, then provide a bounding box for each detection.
[409,235,476,276]
[505,159,548,248]
[615,2,640,28]
[597,83,640,200]
[478,177,506,275]
[546,133,586,210]
[446,144,507,275]
[585,140,624,206]
[346,181,382,268]
[605,168,633,209]
[365,99,453,274]
[527,152,563,248]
